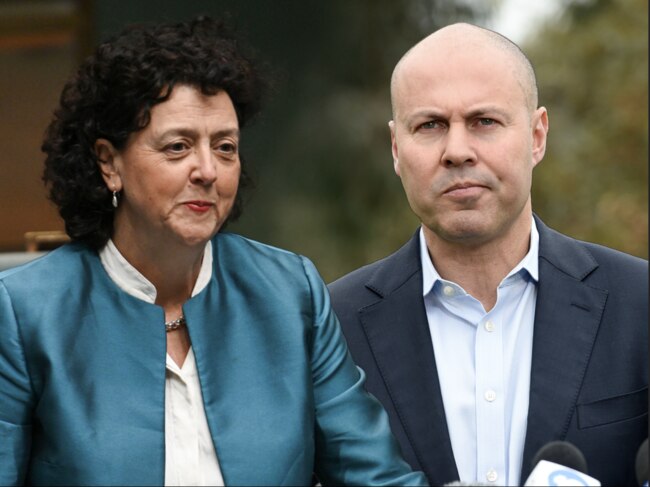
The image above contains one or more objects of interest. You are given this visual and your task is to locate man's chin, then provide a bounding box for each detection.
[426,215,495,246]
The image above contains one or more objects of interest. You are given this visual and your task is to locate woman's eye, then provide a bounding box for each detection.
[166,142,188,153]
[217,142,237,154]
[169,142,185,152]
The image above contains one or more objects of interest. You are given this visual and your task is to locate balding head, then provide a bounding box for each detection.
[386,21,549,252]
[391,23,538,118]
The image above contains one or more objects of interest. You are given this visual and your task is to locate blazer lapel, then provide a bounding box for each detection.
[521,218,608,480]
[182,237,317,486]
[182,271,251,486]
[359,232,458,484]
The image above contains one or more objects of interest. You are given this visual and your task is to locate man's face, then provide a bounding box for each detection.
[390,43,548,248]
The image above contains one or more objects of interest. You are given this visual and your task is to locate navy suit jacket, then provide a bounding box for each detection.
[329,216,648,486]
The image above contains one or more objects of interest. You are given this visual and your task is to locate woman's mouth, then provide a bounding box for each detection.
[184,201,213,213]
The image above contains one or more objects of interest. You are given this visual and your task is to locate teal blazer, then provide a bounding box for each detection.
[0,233,426,486]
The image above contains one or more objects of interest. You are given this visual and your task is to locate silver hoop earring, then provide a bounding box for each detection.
[112,191,119,208]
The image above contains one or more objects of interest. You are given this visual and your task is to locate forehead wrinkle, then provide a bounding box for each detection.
[391,23,538,118]
[155,127,240,138]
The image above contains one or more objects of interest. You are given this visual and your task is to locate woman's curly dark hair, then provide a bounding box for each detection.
[42,16,265,249]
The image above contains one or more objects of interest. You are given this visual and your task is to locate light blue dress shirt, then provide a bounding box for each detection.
[420,219,539,486]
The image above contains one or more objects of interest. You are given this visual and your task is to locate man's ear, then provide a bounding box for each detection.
[389,120,400,176]
[531,107,549,168]
[94,138,122,190]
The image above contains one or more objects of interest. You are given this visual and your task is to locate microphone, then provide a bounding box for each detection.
[637,438,648,487]
[524,441,600,486]
[531,440,588,473]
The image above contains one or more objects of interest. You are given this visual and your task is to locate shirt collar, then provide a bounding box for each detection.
[420,217,540,297]
[99,239,213,304]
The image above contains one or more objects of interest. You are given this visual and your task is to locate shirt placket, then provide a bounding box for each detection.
[167,358,201,486]
[475,297,506,485]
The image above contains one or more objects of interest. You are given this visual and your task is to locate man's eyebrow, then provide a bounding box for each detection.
[464,107,511,121]
[401,106,513,126]
[402,109,447,124]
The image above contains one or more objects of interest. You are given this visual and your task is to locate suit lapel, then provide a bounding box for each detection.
[360,232,458,484]
[521,218,608,480]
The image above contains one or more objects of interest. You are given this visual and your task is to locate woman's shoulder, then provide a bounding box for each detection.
[0,242,96,292]
[212,232,322,286]
[214,232,304,265]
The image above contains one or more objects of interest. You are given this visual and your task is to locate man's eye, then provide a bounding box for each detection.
[419,120,443,130]
[478,118,496,126]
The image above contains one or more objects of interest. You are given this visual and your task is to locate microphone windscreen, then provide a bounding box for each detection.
[636,438,648,487]
[531,440,588,474]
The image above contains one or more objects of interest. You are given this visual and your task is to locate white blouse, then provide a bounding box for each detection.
[99,240,224,486]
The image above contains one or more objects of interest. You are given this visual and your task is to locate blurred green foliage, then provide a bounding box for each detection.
[95,0,646,281]
[224,1,499,281]
[527,0,648,260]
[96,0,498,282]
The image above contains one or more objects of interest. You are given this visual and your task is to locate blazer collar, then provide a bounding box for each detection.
[534,214,599,281]
[365,230,422,298]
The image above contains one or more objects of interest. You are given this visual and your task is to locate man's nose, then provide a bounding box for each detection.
[441,125,476,167]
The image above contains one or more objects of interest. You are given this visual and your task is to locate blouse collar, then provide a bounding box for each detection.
[99,239,213,304]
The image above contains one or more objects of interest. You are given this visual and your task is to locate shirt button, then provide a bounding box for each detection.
[443,285,455,296]
[484,320,495,332]
[484,389,497,402]
[486,469,498,482]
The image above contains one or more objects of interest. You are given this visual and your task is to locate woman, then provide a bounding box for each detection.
[0,16,426,487]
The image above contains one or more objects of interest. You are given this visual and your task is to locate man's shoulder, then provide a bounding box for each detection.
[328,231,421,309]
[580,239,647,282]
[329,255,383,289]
[537,217,647,285]
[580,238,647,266]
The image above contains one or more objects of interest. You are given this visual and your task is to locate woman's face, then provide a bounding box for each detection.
[97,85,241,252]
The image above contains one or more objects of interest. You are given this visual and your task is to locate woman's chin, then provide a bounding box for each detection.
[169,224,221,249]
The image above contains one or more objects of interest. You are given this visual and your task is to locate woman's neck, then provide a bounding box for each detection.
[111,232,206,310]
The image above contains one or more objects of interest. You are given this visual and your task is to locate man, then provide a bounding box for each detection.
[329,23,647,486]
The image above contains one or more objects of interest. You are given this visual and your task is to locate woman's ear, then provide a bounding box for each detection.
[95,138,122,190]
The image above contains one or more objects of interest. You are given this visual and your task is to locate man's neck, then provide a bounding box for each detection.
[423,215,532,311]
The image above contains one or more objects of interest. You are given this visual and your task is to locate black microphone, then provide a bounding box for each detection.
[531,440,588,473]
[525,441,600,486]
[636,438,648,487]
